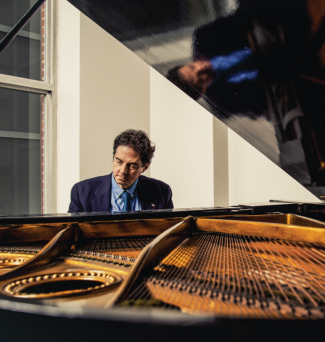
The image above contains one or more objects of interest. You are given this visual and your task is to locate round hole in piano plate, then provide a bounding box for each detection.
[22,280,104,294]
[2,271,122,299]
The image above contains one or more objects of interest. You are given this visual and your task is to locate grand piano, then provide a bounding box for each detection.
[1,0,325,341]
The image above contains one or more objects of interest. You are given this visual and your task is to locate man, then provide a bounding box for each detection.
[68,129,173,213]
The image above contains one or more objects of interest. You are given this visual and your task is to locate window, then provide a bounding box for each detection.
[0,1,54,215]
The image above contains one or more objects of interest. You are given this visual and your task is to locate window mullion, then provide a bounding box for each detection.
[0,74,53,94]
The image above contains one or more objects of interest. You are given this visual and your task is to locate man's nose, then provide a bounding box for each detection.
[120,163,128,174]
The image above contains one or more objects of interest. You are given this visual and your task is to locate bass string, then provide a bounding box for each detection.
[235,235,275,319]
[267,238,325,304]
[256,237,312,306]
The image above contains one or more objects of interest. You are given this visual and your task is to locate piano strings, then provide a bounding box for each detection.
[70,237,155,266]
[0,243,45,255]
[119,232,325,319]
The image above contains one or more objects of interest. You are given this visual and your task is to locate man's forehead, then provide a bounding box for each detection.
[115,145,141,161]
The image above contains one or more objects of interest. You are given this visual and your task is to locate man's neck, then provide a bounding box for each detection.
[112,175,138,192]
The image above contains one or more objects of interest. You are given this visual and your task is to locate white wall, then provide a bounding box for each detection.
[228,128,320,205]
[56,0,80,213]
[79,14,150,181]
[213,117,229,207]
[56,2,150,213]
[150,68,216,209]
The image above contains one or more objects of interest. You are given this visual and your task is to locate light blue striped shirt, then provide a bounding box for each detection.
[110,174,141,212]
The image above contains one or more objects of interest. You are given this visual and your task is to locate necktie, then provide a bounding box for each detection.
[121,191,131,211]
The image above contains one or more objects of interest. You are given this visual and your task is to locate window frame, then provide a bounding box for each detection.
[0,0,57,214]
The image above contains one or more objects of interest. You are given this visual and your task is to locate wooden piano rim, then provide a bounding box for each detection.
[198,213,325,228]
[195,216,325,245]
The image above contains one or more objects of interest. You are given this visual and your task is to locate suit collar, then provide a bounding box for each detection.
[91,173,112,212]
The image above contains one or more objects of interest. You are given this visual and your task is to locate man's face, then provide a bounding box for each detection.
[179,60,214,95]
[113,145,149,189]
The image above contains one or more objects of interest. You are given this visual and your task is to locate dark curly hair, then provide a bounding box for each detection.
[113,129,155,165]
[166,65,202,101]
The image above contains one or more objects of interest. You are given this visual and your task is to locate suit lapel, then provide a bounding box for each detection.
[91,174,112,212]
[137,176,156,210]
[91,175,156,212]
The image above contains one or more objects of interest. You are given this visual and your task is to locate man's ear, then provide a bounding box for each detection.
[142,163,150,173]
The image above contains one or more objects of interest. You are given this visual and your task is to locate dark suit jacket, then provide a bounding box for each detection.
[68,173,173,213]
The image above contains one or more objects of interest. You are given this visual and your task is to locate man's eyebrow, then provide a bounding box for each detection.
[115,157,138,165]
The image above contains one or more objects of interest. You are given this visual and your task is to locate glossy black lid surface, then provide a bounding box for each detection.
[68,0,325,197]
[0,206,247,224]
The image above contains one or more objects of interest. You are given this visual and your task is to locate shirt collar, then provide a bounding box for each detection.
[111,174,138,198]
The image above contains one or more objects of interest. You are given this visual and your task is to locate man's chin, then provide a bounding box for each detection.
[116,179,129,188]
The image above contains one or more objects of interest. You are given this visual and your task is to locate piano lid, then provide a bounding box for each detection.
[68,0,325,198]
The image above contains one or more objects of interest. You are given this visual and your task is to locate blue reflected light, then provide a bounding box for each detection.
[210,47,253,71]
[228,69,259,83]
[209,47,259,84]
